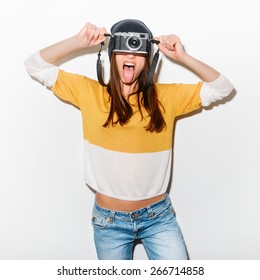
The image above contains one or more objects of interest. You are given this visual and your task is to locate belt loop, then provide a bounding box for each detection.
[110,210,115,220]
[146,205,155,218]
[106,210,115,223]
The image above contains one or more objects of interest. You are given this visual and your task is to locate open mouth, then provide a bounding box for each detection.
[123,63,135,69]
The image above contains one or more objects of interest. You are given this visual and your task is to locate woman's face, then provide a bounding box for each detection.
[115,53,146,86]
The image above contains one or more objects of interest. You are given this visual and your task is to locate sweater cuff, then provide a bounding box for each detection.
[24,51,59,88]
[200,74,234,106]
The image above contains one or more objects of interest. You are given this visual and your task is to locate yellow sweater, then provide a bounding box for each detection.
[52,70,202,200]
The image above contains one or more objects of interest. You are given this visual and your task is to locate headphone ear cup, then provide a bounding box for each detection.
[108,37,114,61]
[96,43,107,87]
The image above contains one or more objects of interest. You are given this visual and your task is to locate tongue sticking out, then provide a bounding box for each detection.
[123,66,134,84]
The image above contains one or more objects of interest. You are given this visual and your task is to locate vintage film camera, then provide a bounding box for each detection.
[112,32,150,55]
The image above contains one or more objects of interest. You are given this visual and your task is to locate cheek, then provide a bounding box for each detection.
[115,61,123,75]
[136,58,145,71]
[115,55,123,66]
[136,61,145,76]
[140,57,146,68]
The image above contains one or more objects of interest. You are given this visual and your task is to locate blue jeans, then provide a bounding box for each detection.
[91,194,189,260]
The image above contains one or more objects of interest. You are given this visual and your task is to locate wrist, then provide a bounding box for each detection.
[177,53,192,66]
[73,35,87,50]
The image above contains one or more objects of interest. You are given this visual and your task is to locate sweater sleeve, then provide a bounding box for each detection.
[200,74,234,106]
[24,51,59,88]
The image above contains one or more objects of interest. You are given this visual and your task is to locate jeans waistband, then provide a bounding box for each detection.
[94,193,171,220]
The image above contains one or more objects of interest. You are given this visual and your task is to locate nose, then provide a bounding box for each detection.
[125,53,135,59]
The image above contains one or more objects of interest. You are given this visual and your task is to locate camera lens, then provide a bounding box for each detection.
[126,36,142,50]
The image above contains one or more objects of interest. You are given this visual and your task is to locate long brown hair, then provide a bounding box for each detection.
[103,54,166,133]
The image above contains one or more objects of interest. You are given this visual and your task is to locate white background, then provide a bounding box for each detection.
[0,0,259,260]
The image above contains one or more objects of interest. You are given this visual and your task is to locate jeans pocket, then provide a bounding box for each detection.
[92,216,106,229]
[91,207,107,229]
[154,202,176,220]
[92,206,115,229]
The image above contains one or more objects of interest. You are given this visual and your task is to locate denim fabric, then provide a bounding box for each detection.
[91,194,189,260]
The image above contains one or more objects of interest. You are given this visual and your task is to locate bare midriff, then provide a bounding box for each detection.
[95,192,166,212]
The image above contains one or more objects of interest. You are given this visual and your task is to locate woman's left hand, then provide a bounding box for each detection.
[156,35,186,61]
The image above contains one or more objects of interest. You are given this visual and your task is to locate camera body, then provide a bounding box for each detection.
[112,32,150,55]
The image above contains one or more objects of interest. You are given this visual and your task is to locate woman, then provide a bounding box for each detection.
[24,19,234,260]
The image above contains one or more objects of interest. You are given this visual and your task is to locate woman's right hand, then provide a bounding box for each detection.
[39,22,107,64]
[76,22,107,48]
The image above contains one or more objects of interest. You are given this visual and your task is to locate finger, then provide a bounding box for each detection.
[159,35,179,51]
[97,27,108,43]
[89,26,107,45]
[85,23,98,44]
[95,27,107,41]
